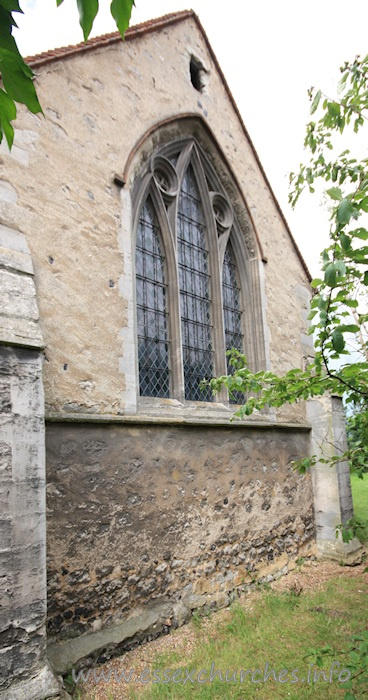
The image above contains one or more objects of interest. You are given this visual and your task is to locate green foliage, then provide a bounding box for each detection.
[0,0,134,147]
[347,403,368,477]
[0,0,42,147]
[288,56,368,415]
[110,0,134,36]
[335,516,368,544]
[76,0,99,42]
[211,55,368,444]
[306,632,368,700]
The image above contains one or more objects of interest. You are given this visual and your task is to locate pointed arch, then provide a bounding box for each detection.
[131,130,267,405]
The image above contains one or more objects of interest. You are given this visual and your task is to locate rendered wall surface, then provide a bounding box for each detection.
[0,17,311,421]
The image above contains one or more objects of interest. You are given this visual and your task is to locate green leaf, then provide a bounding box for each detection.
[327,101,340,116]
[110,0,134,37]
[307,309,318,320]
[324,264,337,287]
[337,72,348,94]
[364,271,368,286]
[0,51,42,113]
[56,0,64,5]
[311,278,323,288]
[0,7,21,56]
[338,324,360,333]
[0,0,22,10]
[340,232,350,250]
[337,199,354,226]
[0,87,16,121]
[332,330,345,352]
[0,116,13,148]
[310,90,321,115]
[335,260,346,276]
[351,228,368,240]
[77,0,99,41]
[326,186,343,201]
[360,197,368,212]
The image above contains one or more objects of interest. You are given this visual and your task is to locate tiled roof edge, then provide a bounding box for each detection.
[25,10,194,67]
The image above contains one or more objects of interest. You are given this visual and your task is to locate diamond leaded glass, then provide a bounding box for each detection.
[136,198,170,397]
[177,166,213,401]
[222,240,244,404]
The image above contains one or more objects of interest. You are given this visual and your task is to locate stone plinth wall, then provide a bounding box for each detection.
[46,420,314,668]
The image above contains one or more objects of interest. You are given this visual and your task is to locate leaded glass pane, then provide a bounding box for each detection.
[178,166,213,401]
[136,198,170,397]
[222,240,244,404]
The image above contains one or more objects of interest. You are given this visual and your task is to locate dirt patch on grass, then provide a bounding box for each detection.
[271,559,368,594]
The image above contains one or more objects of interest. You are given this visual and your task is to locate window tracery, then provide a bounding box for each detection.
[133,138,256,405]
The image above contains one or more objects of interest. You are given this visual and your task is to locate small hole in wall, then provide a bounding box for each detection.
[63,364,68,370]
[190,56,205,92]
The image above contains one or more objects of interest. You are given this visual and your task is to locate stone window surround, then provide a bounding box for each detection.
[117,123,268,418]
[124,135,267,414]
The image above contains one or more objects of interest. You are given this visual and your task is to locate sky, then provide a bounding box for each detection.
[14,0,368,276]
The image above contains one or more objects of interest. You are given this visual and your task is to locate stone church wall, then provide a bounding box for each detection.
[1,10,358,689]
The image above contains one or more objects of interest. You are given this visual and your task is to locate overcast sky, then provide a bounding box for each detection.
[14,0,368,276]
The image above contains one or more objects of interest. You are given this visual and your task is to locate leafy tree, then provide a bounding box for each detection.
[211,54,368,477]
[0,0,134,148]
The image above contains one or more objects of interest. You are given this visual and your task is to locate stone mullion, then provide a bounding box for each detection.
[190,148,227,400]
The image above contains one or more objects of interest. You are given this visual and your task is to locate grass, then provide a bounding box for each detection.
[351,473,368,543]
[124,574,368,700]
[72,477,368,700]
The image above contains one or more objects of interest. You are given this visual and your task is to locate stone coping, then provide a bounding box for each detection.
[46,411,311,431]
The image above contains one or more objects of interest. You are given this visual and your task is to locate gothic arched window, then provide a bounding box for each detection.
[133,138,257,405]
